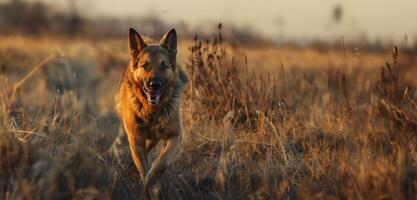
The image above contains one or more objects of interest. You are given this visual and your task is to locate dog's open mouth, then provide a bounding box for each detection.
[143,87,162,105]
[147,92,161,105]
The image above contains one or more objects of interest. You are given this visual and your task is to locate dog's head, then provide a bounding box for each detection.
[128,28,178,106]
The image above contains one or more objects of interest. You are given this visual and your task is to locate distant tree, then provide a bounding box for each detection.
[67,0,83,36]
[27,1,49,33]
[332,4,343,24]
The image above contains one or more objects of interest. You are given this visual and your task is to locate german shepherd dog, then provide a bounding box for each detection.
[116,28,188,188]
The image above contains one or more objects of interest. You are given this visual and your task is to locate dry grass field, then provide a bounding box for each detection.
[1,27,417,199]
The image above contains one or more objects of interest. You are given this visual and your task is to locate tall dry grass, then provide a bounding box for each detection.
[0,27,417,199]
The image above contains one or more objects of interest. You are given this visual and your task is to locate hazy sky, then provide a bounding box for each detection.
[51,0,417,42]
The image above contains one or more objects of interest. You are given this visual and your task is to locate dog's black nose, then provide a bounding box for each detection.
[149,79,163,90]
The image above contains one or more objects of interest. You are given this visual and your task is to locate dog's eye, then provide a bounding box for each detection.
[160,62,170,70]
[140,62,149,70]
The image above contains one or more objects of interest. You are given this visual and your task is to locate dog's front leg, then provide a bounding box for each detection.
[144,135,181,187]
[146,139,159,152]
[127,134,149,182]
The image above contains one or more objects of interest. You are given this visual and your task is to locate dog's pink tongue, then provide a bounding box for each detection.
[149,90,161,98]
[147,90,161,105]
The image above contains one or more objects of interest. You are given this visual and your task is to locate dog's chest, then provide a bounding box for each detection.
[150,125,166,139]
[136,117,168,140]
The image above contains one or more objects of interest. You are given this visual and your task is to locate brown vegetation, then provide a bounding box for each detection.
[1,26,417,199]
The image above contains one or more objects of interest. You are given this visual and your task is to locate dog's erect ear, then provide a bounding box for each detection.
[159,29,177,59]
[128,28,147,60]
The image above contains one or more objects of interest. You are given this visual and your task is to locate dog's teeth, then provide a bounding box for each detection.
[146,93,161,105]
[148,96,160,105]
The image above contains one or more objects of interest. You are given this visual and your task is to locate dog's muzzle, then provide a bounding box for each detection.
[143,79,164,105]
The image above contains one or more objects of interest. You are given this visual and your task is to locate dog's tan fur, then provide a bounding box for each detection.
[116,28,187,187]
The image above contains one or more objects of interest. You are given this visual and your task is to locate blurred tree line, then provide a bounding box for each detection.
[0,0,272,46]
[0,0,83,36]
